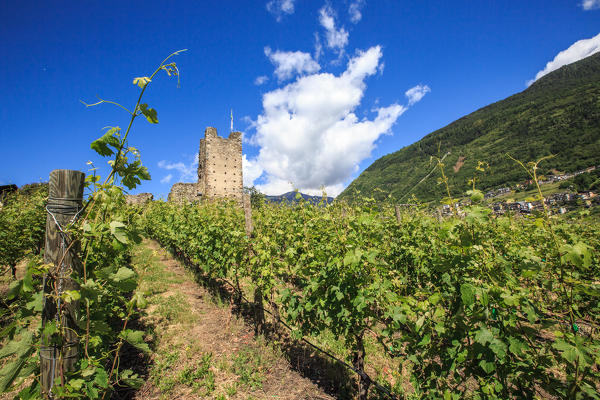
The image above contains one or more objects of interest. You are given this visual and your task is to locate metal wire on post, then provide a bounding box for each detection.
[163,241,401,400]
[41,170,85,398]
[43,202,82,397]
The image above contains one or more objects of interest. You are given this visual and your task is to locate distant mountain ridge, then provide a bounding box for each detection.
[265,191,334,204]
[338,52,600,203]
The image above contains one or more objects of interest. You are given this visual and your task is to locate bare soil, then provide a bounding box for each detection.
[453,156,466,173]
[133,240,334,400]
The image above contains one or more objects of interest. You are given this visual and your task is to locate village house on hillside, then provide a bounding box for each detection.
[487,191,598,216]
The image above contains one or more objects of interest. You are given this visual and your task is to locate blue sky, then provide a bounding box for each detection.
[1,1,599,198]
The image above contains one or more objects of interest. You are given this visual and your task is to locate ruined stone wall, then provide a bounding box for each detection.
[197,127,243,201]
[168,126,243,204]
[125,193,153,205]
[168,183,201,204]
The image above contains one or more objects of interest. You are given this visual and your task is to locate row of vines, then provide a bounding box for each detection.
[1,51,185,398]
[0,185,47,279]
[1,185,149,399]
[143,197,600,399]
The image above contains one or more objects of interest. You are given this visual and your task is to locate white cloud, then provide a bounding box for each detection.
[581,0,600,10]
[264,47,321,81]
[319,6,349,52]
[267,0,296,21]
[349,0,365,23]
[314,32,323,61]
[242,155,264,187]
[242,116,257,137]
[160,174,173,184]
[405,84,431,106]
[247,46,407,196]
[527,33,600,86]
[254,75,269,85]
[157,154,198,182]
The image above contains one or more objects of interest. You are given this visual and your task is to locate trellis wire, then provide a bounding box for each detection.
[43,196,83,397]
[169,245,400,400]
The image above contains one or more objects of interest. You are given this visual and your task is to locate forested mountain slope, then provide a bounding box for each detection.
[338,52,600,202]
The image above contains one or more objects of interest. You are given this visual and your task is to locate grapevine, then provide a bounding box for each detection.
[143,195,599,399]
[0,50,185,399]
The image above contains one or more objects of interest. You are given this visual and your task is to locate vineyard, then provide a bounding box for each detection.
[1,51,599,399]
[141,196,600,399]
[2,188,599,399]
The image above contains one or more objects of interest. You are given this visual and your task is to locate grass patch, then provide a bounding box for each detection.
[224,382,238,396]
[231,345,269,390]
[131,243,197,325]
[177,352,215,395]
[149,347,216,396]
[149,347,180,393]
[134,241,336,399]
[133,245,185,296]
[154,292,196,324]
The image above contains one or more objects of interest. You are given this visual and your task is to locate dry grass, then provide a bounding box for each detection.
[133,240,332,400]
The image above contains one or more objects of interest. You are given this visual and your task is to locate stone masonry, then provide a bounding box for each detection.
[168,127,243,203]
[167,183,201,203]
[125,192,153,205]
[197,127,243,201]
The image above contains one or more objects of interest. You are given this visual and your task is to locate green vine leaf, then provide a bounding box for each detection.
[474,327,494,345]
[560,242,592,269]
[138,103,158,124]
[109,220,128,243]
[460,283,475,307]
[90,127,121,157]
[0,333,34,392]
[132,76,151,88]
[119,329,150,353]
[479,359,495,374]
[553,339,579,363]
[63,290,81,303]
[110,266,135,282]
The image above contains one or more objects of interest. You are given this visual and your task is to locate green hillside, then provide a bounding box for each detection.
[338,52,600,203]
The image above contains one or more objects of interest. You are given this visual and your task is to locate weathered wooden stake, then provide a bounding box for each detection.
[395,205,401,224]
[243,195,264,334]
[41,169,85,397]
[270,296,281,332]
[243,194,253,236]
[353,332,371,400]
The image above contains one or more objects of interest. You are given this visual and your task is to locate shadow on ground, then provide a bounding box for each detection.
[162,243,359,400]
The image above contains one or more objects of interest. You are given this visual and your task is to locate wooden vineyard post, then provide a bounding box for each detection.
[353,332,371,400]
[395,205,401,224]
[243,194,253,236]
[41,169,85,397]
[243,195,264,334]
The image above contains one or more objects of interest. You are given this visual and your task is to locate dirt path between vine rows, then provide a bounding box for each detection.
[132,240,334,400]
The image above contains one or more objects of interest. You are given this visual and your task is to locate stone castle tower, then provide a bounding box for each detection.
[168,127,243,203]
[197,127,243,201]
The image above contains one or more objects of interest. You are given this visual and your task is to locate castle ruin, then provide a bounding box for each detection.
[168,127,243,203]
[167,183,201,203]
[125,192,153,205]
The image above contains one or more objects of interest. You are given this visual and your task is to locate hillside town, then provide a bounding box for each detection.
[441,165,600,216]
